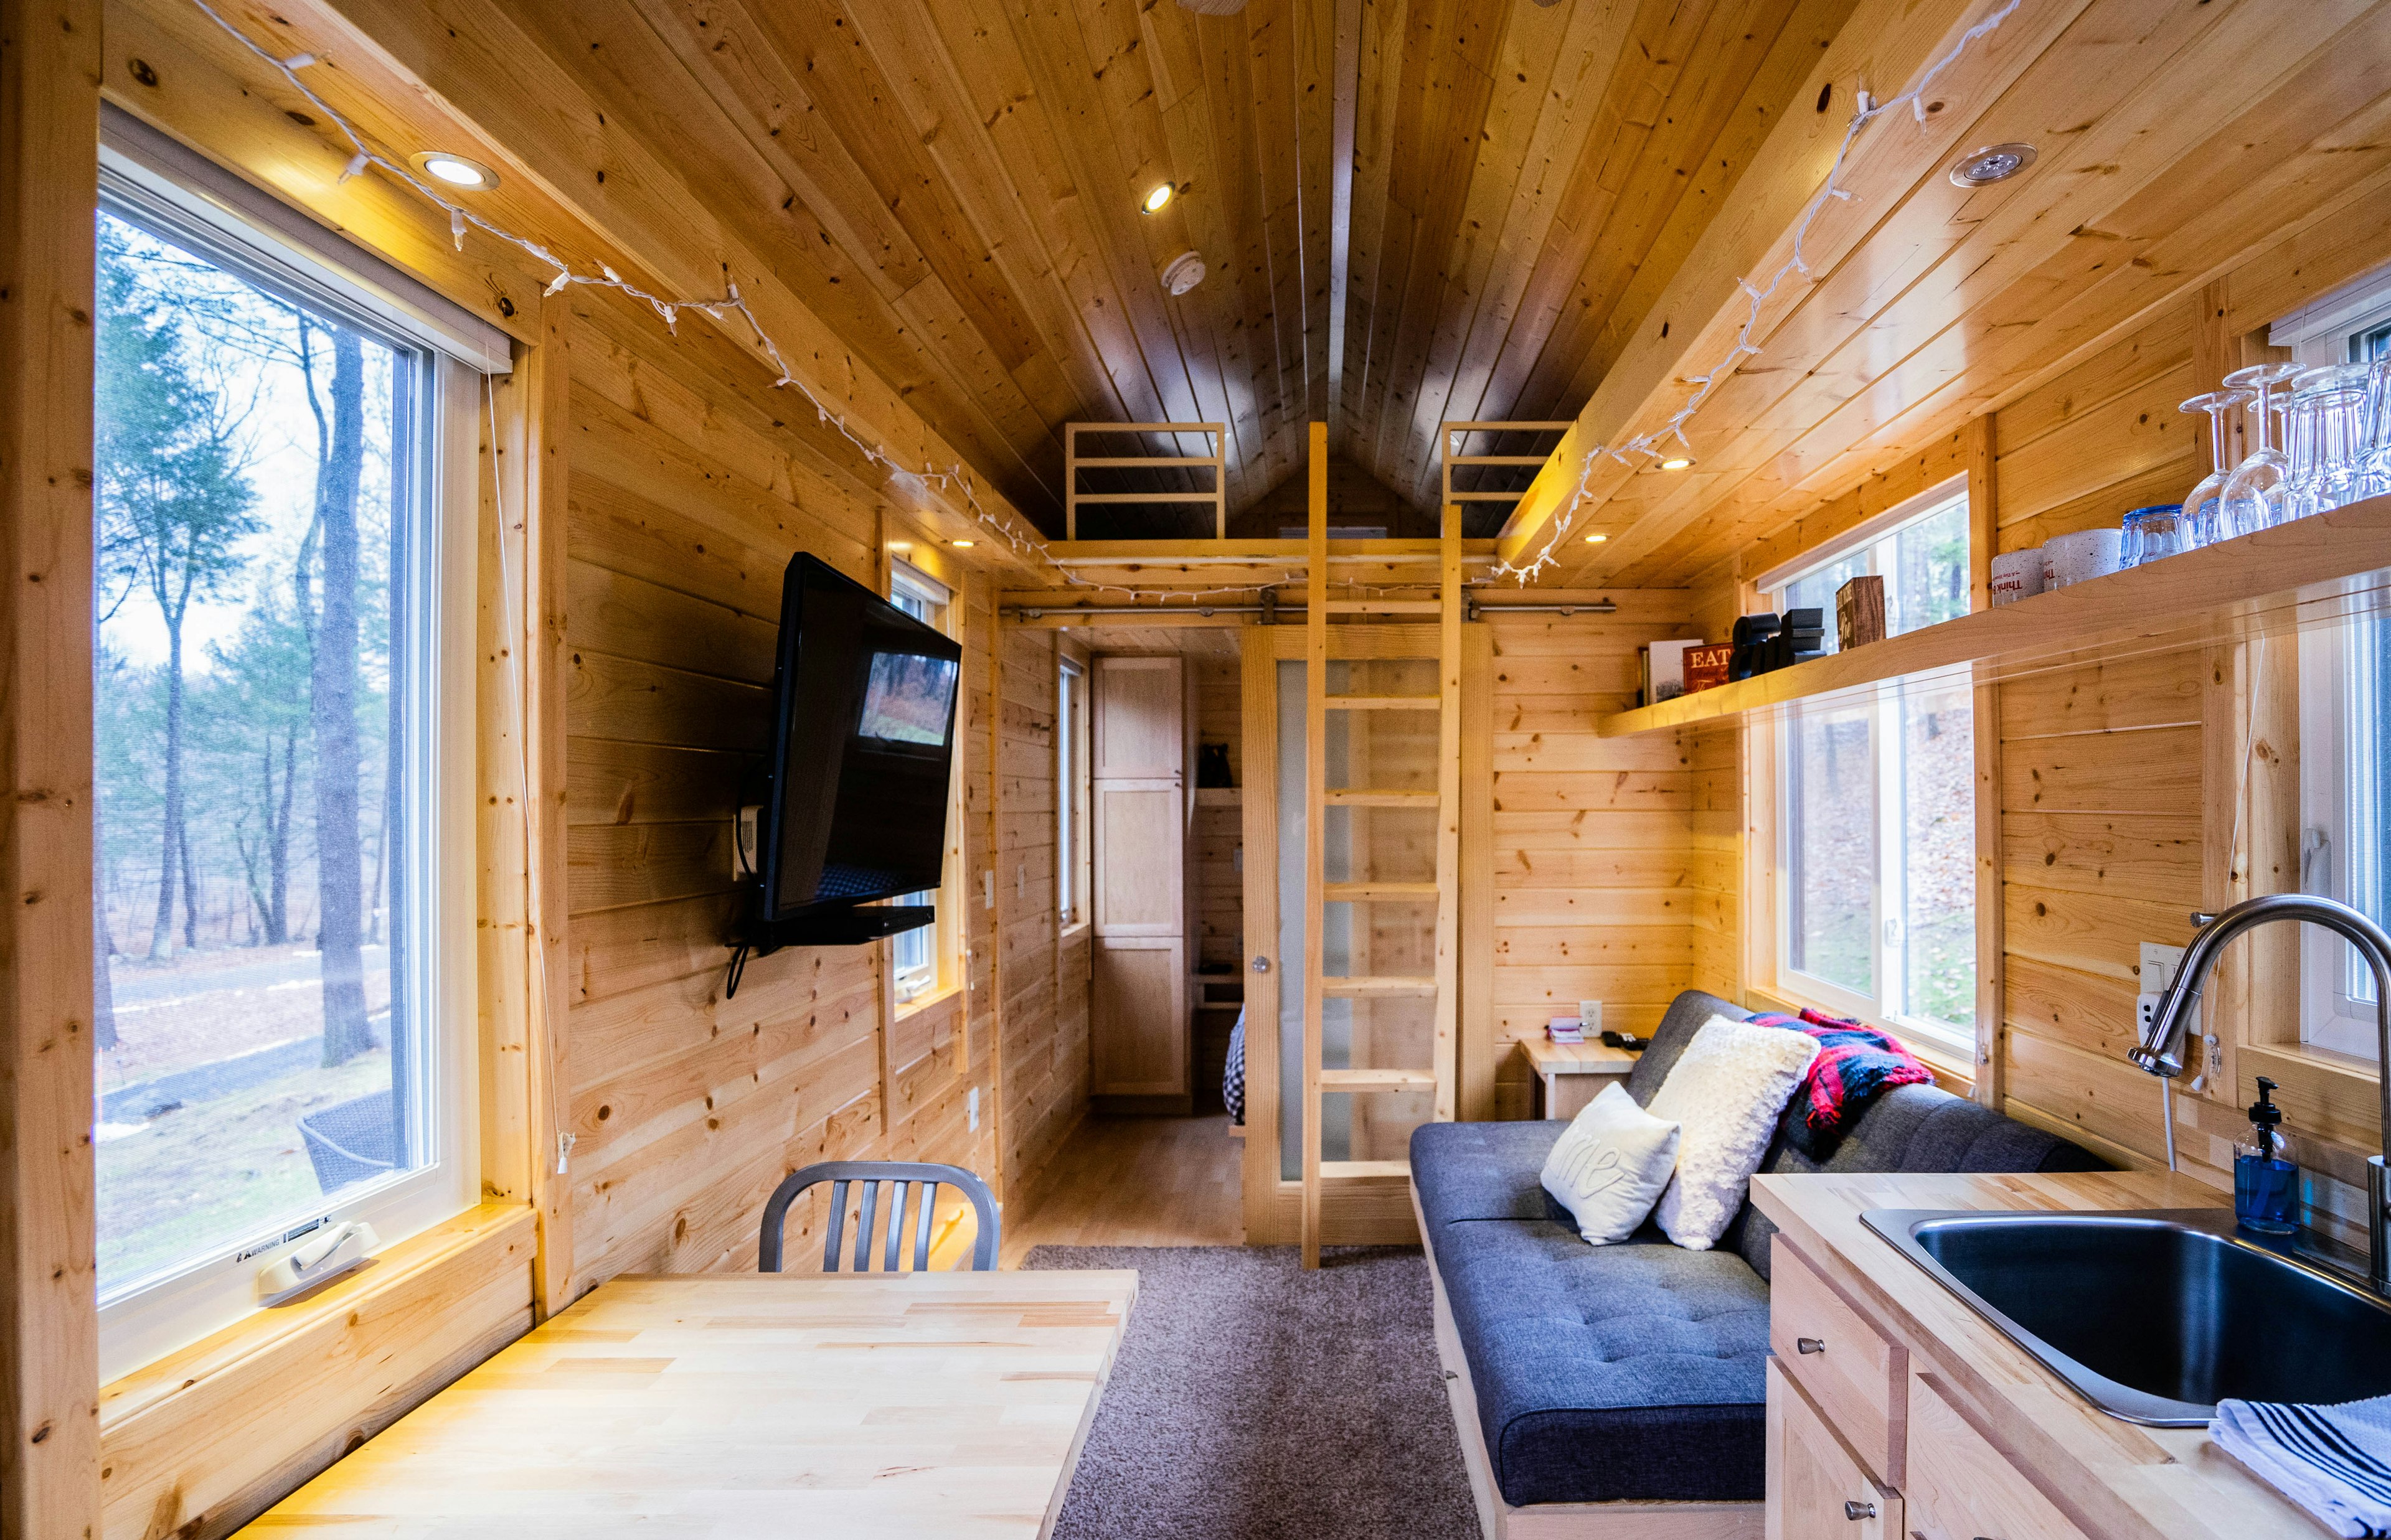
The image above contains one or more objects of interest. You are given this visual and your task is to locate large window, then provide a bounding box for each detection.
[93,143,483,1378]
[888,564,953,1002]
[1770,489,1976,1053]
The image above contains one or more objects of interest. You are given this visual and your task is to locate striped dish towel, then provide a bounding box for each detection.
[2212,1394,2391,1536]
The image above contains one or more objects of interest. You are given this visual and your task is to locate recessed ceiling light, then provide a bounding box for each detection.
[1142,182,1176,215]
[1659,456,1694,471]
[952,539,976,548]
[1948,142,2036,189]
[413,151,498,190]
[1583,533,1608,544]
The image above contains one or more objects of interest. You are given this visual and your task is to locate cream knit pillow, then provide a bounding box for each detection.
[1646,1014,1821,1250]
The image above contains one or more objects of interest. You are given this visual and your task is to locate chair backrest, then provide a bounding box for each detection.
[758,1160,1001,1273]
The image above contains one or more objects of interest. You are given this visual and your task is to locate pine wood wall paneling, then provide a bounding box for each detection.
[0,1,101,1533]
[558,281,1029,1290]
[1485,600,1699,1117]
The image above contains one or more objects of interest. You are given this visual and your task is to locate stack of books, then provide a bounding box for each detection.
[1547,1016,1587,1044]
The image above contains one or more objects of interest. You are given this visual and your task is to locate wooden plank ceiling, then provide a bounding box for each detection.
[1498,0,2391,589]
[398,0,1847,535]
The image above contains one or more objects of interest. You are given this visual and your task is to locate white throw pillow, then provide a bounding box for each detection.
[1646,1015,1821,1251]
[1539,1082,1681,1246]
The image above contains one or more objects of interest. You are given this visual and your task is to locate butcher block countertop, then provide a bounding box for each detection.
[1750,1169,2332,1540]
[237,1269,1138,1538]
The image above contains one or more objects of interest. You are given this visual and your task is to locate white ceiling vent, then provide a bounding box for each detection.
[1161,251,1208,296]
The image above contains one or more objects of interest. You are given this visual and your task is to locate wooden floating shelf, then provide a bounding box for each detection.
[1321,976,1438,998]
[1322,789,1437,807]
[1323,881,1440,902]
[1318,1068,1438,1090]
[1597,494,2391,738]
[1323,693,1440,710]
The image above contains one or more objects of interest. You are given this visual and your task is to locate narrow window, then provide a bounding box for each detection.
[1771,488,1976,1054]
[887,564,953,1001]
[1058,656,1085,925]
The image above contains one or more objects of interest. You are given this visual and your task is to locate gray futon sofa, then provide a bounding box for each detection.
[1409,990,2100,1509]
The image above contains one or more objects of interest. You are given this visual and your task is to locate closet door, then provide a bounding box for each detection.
[1091,657,1189,1102]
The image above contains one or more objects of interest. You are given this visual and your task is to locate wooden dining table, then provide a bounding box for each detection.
[240,1268,1139,1536]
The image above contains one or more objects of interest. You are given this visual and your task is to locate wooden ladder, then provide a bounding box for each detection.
[1300,421,1462,1268]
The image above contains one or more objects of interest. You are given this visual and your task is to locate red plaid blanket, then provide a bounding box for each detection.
[1749,1008,1932,1158]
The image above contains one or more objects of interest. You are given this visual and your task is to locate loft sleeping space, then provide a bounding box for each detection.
[11,1,2391,1538]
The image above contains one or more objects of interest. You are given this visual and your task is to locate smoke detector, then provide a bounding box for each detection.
[1161,251,1207,296]
[1948,142,2037,188]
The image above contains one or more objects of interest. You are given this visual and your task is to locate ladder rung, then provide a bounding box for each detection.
[1323,694,1440,710]
[1324,599,1442,614]
[1323,881,1440,902]
[1321,1159,1411,1179]
[1318,1068,1438,1091]
[1321,975,1438,998]
[1323,789,1436,807]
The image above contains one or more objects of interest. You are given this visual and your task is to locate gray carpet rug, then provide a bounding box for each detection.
[1024,1245,1481,1540]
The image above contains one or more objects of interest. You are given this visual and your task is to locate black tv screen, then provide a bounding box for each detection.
[760,554,963,921]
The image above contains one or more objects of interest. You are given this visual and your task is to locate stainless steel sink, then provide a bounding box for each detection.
[1860,1209,2391,1425]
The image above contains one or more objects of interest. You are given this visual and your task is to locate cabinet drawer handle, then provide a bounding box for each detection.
[1796,1336,1826,1354]
[1843,1500,1877,1521]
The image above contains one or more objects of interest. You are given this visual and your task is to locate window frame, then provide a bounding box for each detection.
[1763,480,1978,1058]
[886,561,957,1004]
[90,184,485,1384]
[2288,272,2391,1058]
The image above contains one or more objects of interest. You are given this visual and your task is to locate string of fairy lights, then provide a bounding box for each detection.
[189,0,2021,601]
[1487,0,2024,585]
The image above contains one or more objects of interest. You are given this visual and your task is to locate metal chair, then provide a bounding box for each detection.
[758,1160,1000,1273]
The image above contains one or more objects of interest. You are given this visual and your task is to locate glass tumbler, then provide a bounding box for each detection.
[2120,504,2182,566]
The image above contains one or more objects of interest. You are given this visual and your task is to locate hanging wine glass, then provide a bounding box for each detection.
[2179,389,2252,548]
[2220,362,2300,537]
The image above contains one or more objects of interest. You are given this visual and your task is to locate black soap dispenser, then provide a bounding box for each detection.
[2233,1076,2299,1235]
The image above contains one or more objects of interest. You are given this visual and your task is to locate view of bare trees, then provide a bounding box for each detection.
[93,212,412,1286]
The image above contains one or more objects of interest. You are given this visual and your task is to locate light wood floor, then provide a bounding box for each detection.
[997,1114,1245,1265]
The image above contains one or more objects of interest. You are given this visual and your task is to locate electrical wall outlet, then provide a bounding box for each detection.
[2137,992,2165,1036]
[968,1087,979,1132]
[2140,941,2187,993]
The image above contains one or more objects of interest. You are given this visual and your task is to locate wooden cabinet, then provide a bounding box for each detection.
[1770,1237,1907,1487]
[1766,1236,2093,1540]
[1766,1360,1900,1540]
[1089,656,1194,1106]
[1905,1371,2092,1540]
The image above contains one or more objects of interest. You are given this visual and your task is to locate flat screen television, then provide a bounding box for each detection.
[757,554,963,925]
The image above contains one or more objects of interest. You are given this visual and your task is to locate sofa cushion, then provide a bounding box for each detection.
[1433,1219,1771,1505]
[1412,1119,1568,1231]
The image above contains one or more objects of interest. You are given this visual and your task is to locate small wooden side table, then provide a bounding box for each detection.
[1519,1037,1641,1120]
